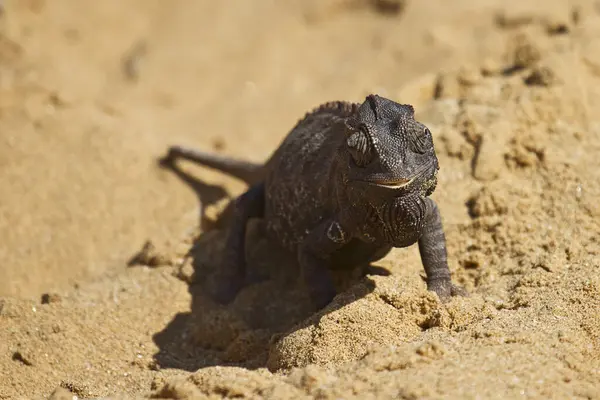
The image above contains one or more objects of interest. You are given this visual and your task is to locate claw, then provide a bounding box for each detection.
[427,278,468,302]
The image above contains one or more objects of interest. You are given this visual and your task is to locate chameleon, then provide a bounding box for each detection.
[161,94,466,309]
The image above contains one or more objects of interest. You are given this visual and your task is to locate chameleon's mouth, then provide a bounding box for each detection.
[370,176,415,189]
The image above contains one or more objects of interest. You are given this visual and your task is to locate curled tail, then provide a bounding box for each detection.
[160,145,264,184]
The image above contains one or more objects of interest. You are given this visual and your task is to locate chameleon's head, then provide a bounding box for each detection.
[343,94,439,196]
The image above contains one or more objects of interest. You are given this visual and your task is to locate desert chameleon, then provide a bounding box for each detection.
[161,94,466,308]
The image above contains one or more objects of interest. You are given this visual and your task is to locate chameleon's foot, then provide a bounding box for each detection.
[427,278,468,302]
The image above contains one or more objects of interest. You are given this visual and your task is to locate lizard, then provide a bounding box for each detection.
[160,94,466,309]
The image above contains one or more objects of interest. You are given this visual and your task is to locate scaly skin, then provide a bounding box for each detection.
[161,95,466,308]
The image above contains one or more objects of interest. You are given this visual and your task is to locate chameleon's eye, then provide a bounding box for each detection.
[347,127,373,167]
[411,127,432,154]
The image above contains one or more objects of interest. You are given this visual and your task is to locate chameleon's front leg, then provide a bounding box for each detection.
[418,198,467,301]
[298,219,351,309]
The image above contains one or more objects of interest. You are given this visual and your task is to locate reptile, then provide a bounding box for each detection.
[160,94,466,308]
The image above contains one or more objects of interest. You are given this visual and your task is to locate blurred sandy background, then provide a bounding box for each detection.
[0,0,599,398]
[0,0,515,297]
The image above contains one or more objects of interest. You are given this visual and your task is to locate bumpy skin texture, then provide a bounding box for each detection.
[162,95,466,308]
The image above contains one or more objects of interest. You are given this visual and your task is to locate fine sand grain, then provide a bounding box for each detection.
[1,0,599,399]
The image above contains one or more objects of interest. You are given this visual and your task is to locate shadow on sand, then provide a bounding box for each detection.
[147,159,390,372]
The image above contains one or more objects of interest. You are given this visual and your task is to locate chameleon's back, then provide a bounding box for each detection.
[262,103,357,251]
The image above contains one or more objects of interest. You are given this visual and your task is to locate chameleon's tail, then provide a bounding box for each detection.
[160,145,263,184]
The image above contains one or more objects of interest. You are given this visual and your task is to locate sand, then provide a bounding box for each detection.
[1,0,599,398]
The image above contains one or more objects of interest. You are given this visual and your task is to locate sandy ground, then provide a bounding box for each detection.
[1,0,600,398]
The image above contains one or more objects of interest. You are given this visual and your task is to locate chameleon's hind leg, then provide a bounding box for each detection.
[210,182,265,304]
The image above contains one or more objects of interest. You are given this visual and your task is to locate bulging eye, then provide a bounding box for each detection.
[411,127,432,154]
[347,127,373,167]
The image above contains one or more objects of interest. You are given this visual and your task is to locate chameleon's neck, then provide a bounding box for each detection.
[330,153,428,247]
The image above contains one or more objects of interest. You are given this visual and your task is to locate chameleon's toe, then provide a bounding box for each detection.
[449,283,468,298]
[427,278,468,302]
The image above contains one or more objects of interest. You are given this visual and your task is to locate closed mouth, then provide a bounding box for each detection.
[370,176,415,189]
